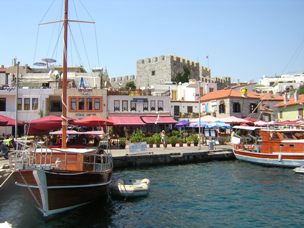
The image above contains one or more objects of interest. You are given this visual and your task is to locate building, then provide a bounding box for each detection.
[275,94,304,121]
[257,73,304,94]
[200,89,261,119]
[136,55,230,89]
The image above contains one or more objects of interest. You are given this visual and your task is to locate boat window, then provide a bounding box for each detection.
[294,132,304,139]
[283,132,295,139]
[270,132,279,140]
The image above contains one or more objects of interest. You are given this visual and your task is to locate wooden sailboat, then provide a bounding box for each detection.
[10,0,113,217]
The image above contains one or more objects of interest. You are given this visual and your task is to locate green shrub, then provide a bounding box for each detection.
[152,133,161,145]
[130,129,144,143]
[119,137,126,148]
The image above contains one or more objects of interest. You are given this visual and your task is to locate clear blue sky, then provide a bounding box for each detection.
[1,0,304,82]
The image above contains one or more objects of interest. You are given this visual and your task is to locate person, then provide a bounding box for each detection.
[0,140,9,159]
[160,130,166,144]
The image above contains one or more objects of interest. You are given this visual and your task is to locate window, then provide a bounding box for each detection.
[17,98,22,110]
[32,98,38,110]
[114,100,120,112]
[94,98,101,111]
[174,106,180,116]
[233,102,241,113]
[0,98,6,111]
[130,101,136,111]
[209,88,214,93]
[151,70,155,76]
[78,98,85,110]
[50,101,62,112]
[219,103,225,114]
[250,103,258,113]
[279,111,283,119]
[187,106,193,113]
[122,100,128,111]
[69,96,102,112]
[70,98,77,111]
[24,98,30,110]
[158,100,164,111]
[143,101,148,111]
[86,98,93,110]
[298,108,303,119]
[150,100,155,111]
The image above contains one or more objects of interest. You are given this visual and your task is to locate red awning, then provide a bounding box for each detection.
[141,116,177,124]
[108,116,145,126]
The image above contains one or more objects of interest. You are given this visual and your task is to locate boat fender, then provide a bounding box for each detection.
[278,153,282,162]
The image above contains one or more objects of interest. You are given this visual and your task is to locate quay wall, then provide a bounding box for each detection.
[112,148,234,169]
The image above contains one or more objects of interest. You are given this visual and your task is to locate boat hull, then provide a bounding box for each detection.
[13,169,112,217]
[233,149,304,168]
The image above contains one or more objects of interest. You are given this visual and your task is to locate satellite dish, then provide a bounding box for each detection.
[34,62,46,67]
[42,58,56,63]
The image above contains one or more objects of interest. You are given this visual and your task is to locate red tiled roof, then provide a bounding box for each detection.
[275,94,304,108]
[0,67,6,73]
[258,93,283,101]
[200,89,260,102]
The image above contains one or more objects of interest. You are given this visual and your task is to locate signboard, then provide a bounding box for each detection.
[129,142,147,153]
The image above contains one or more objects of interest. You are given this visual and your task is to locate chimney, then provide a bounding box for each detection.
[283,92,287,104]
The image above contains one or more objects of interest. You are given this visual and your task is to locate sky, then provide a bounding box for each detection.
[1,0,304,82]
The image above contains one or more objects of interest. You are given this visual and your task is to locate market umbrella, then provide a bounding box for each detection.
[175,119,189,127]
[0,114,24,126]
[206,120,230,129]
[27,115,73,135]
[219,116,250,124]
[72,116,114,127]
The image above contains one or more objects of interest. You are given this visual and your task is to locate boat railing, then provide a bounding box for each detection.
[10,140,113,172]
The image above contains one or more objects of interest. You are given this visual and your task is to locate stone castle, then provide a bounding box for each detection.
[110,55,231,89]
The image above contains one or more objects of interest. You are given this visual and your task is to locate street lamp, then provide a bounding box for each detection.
[15,60,20,139]
[198,80,201,150]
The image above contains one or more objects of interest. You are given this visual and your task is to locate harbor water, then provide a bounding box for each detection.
[1,160,304,227]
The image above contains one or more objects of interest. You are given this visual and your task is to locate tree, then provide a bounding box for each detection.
[298,85,304,95]
[173,66,190,83]
[125,81,136,90]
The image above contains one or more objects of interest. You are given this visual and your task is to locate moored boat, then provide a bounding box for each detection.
[293,166,304,174]
[9,0,113,217]
[110,178,150,198]
[231,126,304,167]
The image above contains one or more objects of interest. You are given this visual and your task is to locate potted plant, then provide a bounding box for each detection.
[186,136,192,146]
[119,137,126,149]
[146,137,154,148]
[152,133,161,148]
[178,137,184,147]
[192,135,199,146]
[170,136,178,147]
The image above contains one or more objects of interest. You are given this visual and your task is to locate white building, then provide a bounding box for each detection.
[257,73,304,94]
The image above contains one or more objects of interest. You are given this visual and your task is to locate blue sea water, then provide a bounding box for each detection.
[1,160,304,227]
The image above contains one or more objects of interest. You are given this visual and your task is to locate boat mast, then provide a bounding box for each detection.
[62,0,68,149]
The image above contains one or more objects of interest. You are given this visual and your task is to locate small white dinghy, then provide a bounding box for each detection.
[294,166,304,174]
[110,178,150,198]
